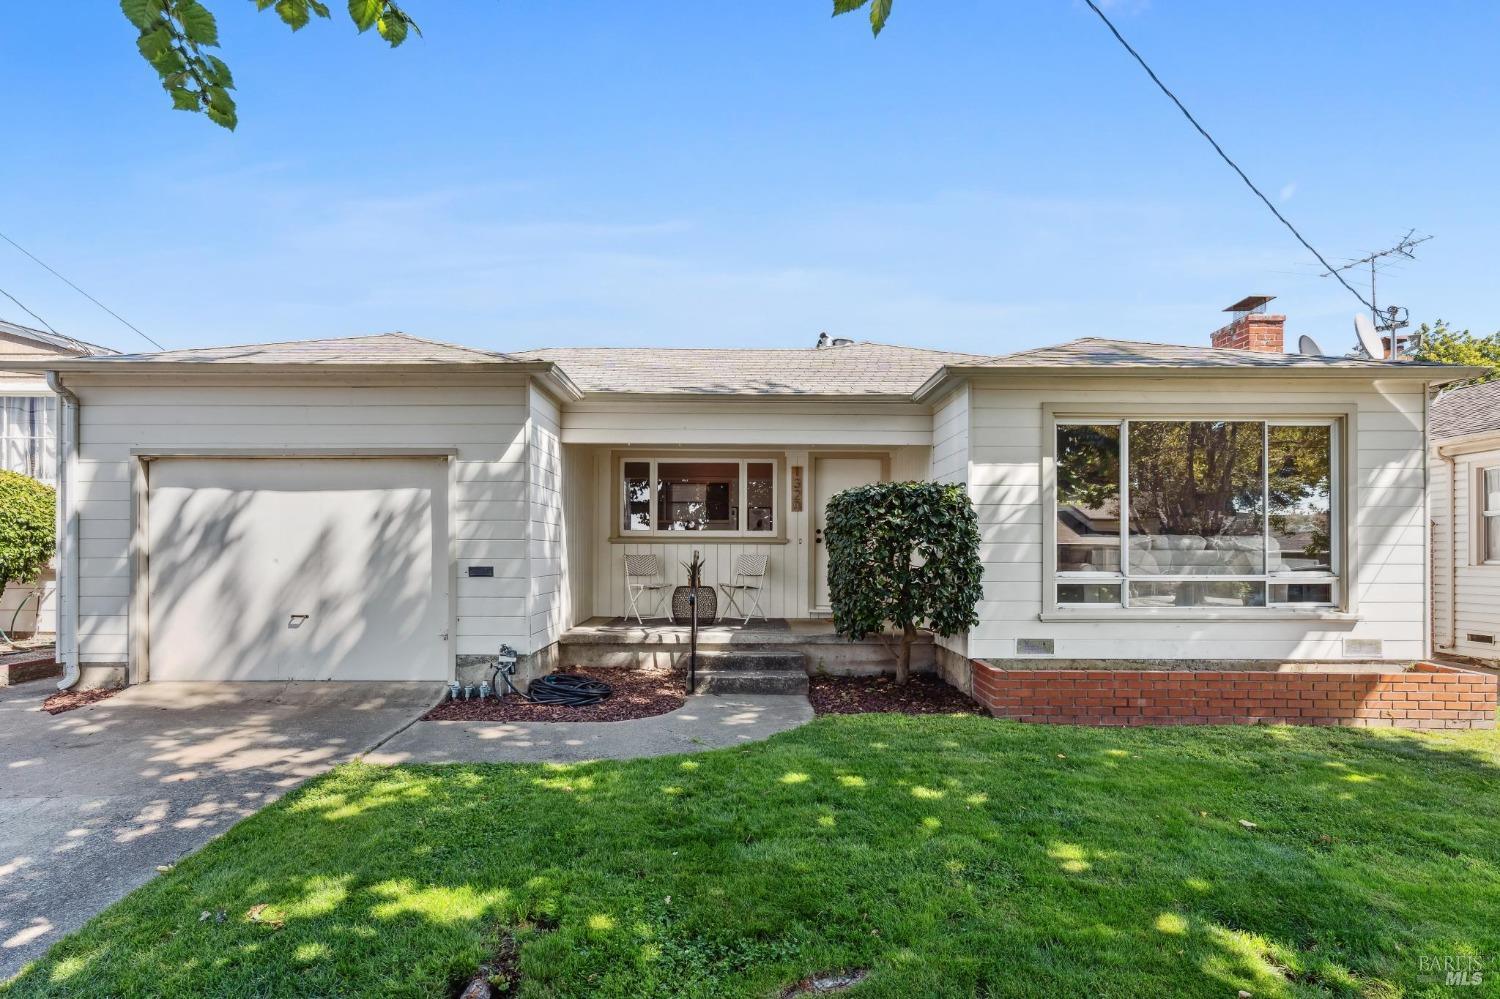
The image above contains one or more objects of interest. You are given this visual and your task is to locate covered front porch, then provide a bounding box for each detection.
[554,438,935,627]
[532,388,951,677]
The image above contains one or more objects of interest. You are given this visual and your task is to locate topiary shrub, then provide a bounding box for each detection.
[0,470,57,605]
[824,480,983,683]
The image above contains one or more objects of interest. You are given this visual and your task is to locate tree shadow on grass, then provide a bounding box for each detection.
[4,714,1498,998]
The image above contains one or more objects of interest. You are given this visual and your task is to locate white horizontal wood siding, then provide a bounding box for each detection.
[968,375,1430,662]
[930,385,970,486]
[562,443,595,627]
[528,384,567,650]
[930,385,970,656]
[560,398,932,446]
[1431,439,1500,661]
[69,378,531,665]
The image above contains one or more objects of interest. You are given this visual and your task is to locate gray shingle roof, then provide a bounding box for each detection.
[69,333,525,366]
[969,336,1452,370]
[514,341,985,396]
[1432,380,1500,440]
[0,318,116,357]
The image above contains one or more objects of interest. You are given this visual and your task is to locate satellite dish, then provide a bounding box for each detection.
[1354,313,1384,358]
[1297,334,1325,357]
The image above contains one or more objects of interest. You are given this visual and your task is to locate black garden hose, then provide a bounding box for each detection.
[524,673,613,706]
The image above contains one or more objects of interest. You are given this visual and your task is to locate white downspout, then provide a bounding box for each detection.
[46,371,81,690]
[1443,448,1458,653]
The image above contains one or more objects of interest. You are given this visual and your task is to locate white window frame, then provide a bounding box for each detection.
[622,456,778,538]
[0,394,58,484]
[1049,415,1342,613]
[1480,465,1500,566]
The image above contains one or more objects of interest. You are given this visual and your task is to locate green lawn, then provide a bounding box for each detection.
[6,715,1499,998]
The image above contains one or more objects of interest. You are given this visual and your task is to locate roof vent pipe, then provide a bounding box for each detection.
[815,331,830,348]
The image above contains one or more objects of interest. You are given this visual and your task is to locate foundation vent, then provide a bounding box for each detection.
[1467,633,1496,646]
[1343,638,1384,659]
[1016,638,1056,656]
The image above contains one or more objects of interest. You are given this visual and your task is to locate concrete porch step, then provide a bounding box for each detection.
[694,669,810,695]
[690,650,807,672]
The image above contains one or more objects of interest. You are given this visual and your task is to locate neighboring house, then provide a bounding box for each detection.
[1430,379,1500,664]
[9,304,1490,728]
[0,320,114,638]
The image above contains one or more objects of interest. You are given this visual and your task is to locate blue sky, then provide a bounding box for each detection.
[1,2,1496,355]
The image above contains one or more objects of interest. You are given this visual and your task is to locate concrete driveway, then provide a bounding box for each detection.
[0,680,441,981]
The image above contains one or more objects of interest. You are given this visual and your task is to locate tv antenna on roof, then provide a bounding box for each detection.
[1320,229,1432,356]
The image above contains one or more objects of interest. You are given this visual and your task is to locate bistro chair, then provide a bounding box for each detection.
[623,554,670,624]
[718,553,769,625]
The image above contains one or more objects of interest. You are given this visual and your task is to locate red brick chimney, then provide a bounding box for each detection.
[1211,295,1285,353]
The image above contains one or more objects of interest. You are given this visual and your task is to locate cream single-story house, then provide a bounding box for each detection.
[0,319,114,640]
[11,304,1493,728]
[1430,379,1500,665]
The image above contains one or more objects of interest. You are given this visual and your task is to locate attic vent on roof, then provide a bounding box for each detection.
[815,332,855,349]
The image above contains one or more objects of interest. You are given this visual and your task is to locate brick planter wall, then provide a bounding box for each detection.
[970,660,1497,730]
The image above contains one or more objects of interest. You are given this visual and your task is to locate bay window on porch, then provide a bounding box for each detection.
[1051,417,1341,612]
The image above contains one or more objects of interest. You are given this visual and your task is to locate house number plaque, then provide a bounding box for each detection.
[791,465,803,512]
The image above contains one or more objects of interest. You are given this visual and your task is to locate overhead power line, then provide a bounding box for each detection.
[0,283,60,335]
[0,228,164,351]
[1081,0,1377,315]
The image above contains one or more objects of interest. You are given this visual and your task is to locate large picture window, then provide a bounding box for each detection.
[1054,419,1338,610]
[622,458,776,535]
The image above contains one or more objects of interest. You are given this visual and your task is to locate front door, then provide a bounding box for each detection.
[813,456,885,611]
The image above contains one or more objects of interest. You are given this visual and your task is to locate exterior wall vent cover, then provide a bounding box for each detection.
[1343,638,1384,659]
[1467,633,1497,646]
[1016,638,1055,656]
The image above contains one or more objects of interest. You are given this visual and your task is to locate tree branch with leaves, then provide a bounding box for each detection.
[0,472,56,637]
[1413,320,1500,386]
[119,0,419,130]
[833,0,893,37]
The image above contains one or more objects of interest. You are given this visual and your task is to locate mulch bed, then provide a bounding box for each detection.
[808,673,984,716]
[41,687,121,715]
[423,665,686,723]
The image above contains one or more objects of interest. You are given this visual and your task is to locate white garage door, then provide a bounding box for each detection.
[147,457,449,682]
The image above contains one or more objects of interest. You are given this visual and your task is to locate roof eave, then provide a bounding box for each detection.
[571,389,924,402]
[529,363,585,402]
[6,357,567,376]
[1434,427,1500,453]
[913,362,1487,402]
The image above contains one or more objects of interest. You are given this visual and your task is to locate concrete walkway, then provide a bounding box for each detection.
[0,680,442,981]
[367,693,814,765]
